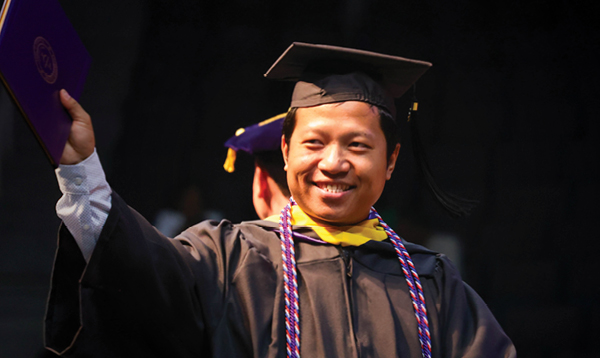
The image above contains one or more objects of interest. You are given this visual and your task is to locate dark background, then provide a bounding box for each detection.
[1,0,599,357]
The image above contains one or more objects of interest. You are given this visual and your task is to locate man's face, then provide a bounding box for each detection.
[282,101,400,226]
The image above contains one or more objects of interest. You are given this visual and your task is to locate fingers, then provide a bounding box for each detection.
[59,89,96,165]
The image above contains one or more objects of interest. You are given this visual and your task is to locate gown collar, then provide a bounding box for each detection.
[263,205,388,247]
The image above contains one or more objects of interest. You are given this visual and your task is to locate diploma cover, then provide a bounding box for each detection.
[0,0,91,167]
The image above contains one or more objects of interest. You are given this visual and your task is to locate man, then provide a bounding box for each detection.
[153,114,289,237]
[223,113,290,219]
[45,43,515,357]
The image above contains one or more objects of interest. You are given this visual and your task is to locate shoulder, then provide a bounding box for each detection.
[180,219,279,243]
[397,240,466,282]
[174,218,281,262]
[358,239,447,277]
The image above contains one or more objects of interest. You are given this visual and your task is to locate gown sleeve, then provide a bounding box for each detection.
[44,191,241,357]
[429,254,517,358]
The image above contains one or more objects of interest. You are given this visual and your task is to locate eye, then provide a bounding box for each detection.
[303,139,323,149]
[349,141,370,150]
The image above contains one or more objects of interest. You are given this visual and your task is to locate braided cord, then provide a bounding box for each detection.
[370,207,432,358]
[279,198,432,358]
[279,198,300,358]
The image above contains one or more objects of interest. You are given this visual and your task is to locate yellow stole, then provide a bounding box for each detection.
[265,205,388,246]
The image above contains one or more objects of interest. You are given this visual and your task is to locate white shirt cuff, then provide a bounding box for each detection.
[55,149,112,262]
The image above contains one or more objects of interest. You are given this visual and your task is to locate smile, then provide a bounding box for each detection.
[316,183,352,193]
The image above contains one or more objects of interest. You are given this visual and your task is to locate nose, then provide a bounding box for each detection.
[318,145,350,175]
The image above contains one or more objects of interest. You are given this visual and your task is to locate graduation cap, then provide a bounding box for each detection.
[223,112,287,173]
[264,42,432,117]
[264,42,476,217]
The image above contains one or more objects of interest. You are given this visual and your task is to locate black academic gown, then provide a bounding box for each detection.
[45,192,516,357]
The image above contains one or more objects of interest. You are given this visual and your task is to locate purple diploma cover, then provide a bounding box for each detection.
[0,0,91,167]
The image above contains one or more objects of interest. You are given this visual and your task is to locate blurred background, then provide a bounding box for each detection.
[1,0,598,356]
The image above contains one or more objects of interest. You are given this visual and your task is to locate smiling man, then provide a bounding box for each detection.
[282,101,398,225]
[45,43,515,358]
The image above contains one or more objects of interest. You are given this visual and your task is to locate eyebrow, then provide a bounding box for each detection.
[301,128,375,142]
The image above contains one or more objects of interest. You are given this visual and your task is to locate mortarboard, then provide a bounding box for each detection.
[264,42,476,217]
[264,42,431,117]
[223,112,287,173]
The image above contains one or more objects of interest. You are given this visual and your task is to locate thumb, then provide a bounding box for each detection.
[60,89,91,126]
[60,89,96,165]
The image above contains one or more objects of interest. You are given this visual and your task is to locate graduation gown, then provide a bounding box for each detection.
[45,192,516,357]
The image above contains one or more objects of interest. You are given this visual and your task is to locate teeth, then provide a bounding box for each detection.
[322,184,349,193]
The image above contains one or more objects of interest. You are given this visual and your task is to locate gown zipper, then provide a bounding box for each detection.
[340,246,360,357]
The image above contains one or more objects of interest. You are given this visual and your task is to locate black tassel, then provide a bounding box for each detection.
[408,95,478,218]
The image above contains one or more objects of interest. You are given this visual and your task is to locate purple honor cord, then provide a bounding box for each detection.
[278,197,432,358]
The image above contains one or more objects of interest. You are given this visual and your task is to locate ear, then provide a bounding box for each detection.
[385,143,401,180]
[281,135,289,171]
[252,164,273,219]
[254,164,271,199]
[252,164,262,200]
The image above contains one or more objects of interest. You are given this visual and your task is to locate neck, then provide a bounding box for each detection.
[293,204,370,227]
[269,191,291,218]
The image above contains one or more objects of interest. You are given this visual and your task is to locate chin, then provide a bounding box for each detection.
[313,209,364,226]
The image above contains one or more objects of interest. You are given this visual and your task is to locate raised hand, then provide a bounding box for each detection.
[59,89,96,165]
